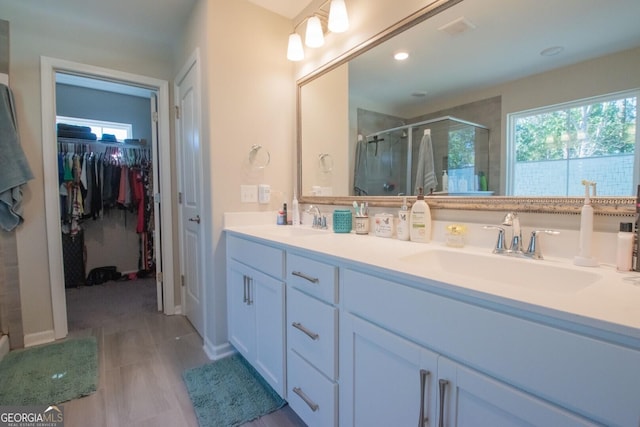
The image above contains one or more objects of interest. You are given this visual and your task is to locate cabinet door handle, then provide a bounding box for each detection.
[438,379,449,427]
[247,277,253,305]
[292,322,319,340]
[292,271,320,284]
[293,386,319,412]
[419,369,430,427]
[243,275,248,303]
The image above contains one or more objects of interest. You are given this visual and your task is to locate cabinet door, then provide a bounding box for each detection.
[227,259,255,360]
[253,269,285,397]
[437,357,598,427]
[340,313,438,427]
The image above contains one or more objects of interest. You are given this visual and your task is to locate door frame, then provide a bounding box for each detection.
[174,49,206,335]
[40,56,176,339]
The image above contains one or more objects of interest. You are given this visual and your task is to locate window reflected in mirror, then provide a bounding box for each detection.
[508,90,638,196]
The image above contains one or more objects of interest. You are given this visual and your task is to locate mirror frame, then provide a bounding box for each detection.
[296,0,635,216]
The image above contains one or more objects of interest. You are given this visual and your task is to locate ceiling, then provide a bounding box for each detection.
[348,0,640,116]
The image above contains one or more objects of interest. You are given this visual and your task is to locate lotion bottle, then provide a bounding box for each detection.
[409,187,431,243]
[442,171,449,192]
[397,197,410,241]
[573,180,598,267]
[616,222,634,271]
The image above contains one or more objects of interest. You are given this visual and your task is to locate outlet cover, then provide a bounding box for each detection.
[240,185,258,203]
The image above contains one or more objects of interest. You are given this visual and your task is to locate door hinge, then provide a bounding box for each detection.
[178,192,183,204]
[156,271,163,282]
[152,111,159,122]
[181,274,185,287]
[175,105,180,119]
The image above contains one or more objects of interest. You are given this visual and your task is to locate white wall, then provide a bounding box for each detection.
[178,0,294,356]
[0,0,175,338]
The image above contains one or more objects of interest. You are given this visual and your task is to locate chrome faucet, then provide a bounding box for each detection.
[484,213,559,259]
[501,212,523,253]
[306,205,326,229]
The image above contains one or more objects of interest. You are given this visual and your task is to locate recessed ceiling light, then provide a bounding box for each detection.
[394,52,409,61]
[540,46,564,57]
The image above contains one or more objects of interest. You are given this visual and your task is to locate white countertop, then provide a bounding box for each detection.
[225,224,640,346]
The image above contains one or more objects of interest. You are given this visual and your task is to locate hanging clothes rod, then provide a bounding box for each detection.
[365,115,489,139]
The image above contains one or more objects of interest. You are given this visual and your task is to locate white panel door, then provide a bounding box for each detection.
[176,59,204,336]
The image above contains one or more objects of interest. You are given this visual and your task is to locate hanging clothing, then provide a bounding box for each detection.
[414,129,438,195]
[0,84,34,231]
[353,137,369,196]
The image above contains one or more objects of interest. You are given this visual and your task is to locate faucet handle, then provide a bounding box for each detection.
[483,225,507,254]
[525,229,560,260]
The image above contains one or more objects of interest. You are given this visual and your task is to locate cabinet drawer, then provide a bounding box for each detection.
[227,235,284,279]
[287,253,337,304]
[288,287,338,379]
[288,350,337,427]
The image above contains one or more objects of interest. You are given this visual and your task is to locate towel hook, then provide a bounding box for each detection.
[318,153,333,173]
[248,144,270,169]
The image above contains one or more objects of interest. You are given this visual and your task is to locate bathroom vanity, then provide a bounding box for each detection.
[225,225,640,427]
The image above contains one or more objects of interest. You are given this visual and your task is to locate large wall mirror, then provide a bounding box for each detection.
[297,0,640,214]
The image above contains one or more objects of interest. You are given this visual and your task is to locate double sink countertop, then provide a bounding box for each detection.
[225,224,640,348]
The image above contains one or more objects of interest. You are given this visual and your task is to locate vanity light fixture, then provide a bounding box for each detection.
[287,0,350,61]
[305,15,325,48]
[328,0,349,33]
[287,33,305,61]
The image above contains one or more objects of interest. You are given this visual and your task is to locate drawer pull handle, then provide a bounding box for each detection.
[292,322,319,340]
[418,369,430,427]
[243,275,248,303]
[293,386,319,412]
[292,271,319,284]
[438,379,449,427]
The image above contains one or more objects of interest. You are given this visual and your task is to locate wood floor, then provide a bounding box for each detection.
[63,279,306,427]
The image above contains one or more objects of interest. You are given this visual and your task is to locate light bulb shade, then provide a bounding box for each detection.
[305,16,324,48]
[287,33,304,61]
[328,0,349,33]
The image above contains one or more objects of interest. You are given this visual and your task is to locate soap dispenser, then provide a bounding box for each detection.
[573,180,598,267]
[397,197,410,241]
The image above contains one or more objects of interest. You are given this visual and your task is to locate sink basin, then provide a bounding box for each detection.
[399,249,601,294]
[263,226,329,238]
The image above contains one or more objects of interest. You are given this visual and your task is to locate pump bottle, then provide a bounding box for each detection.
[409,187,431,243]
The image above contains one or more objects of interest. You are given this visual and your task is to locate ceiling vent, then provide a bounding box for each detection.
[438,17,476,36]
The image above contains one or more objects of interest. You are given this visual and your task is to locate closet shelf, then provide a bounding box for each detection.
[57,137,148,148]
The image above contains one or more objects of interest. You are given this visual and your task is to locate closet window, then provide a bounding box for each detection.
[56,116,133,142]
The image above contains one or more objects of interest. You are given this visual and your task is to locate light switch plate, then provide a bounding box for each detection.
[258,184,271,204]
[240,185,258,203]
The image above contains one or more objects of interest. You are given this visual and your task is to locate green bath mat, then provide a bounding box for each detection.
[183,353,286,427]
[0,336,98,405]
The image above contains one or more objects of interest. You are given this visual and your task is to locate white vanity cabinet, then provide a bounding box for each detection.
[340,268,637,427]
[286,252,339,427]
[226,235,285,397]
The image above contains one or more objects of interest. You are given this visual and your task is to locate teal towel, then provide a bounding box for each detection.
[0,83,34,231]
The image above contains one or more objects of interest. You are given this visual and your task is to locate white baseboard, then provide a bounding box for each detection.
[203,338,234,361]
[24,330,56,348]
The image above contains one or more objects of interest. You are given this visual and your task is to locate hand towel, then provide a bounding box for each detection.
[414,130,437,195]
[0,83,34,231]
[353,137,369,196]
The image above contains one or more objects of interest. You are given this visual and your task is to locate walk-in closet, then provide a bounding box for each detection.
[55,75,160,331]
